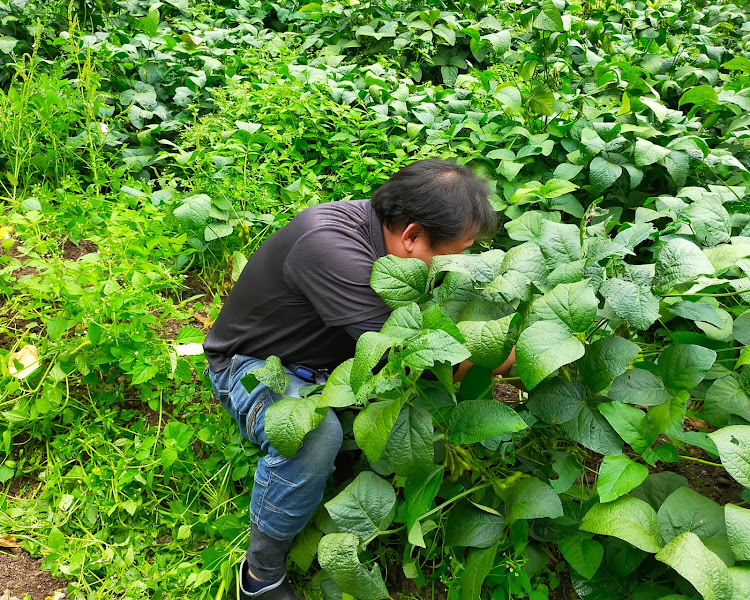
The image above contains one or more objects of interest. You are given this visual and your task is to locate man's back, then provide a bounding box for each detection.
[203,199,390,372]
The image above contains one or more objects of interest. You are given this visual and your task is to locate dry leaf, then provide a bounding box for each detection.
[8,345,41,379]
[0,534,19,548]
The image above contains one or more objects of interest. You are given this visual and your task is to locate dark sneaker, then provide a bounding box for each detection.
[237,559,303,600]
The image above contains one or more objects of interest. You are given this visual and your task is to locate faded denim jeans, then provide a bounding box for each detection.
[207,355,343,545]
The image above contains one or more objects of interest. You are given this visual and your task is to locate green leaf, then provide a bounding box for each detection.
[448,399,527,444]
[655,533,733,600]
[351,332,398,392]
[429,250,506,285]
[730,567,750,600]
[441,65,458,87]
[461,546,498,600]
[318,533,389,600]
[405,467,443,547]
[381,405,433,477]
[551,451,583,494]
[533,0,564,31]
[516,321,585,390]
[445,500,504,548]
[370,256,429,308]
[590,157,623,192]
[597,455,649,503]
[663,150,690,189]
[563,402,623,455]
[486,242,549,301]
[538,221,583,271]
[560,535,604,580]
[528,84,555,116]
[0,464,14,484]
[241,355,290,396]
[527,377,585,424]
[289,526,322,571]
[655,238,716,293]
[174,194,211,227]
[634,139,672,167]
[265,396,325,458]
[685,196,731,246]
[325,472,396,541]
[658,487,725,543]
[608,369,671,406]
[667,301,727,328]
[631,472,689,511]
[531,280,597,333]
[733,310,750,345]
[678,85,718,107]
[580,337,641,394]
[380,303,423,340]
[725,504,750,561]
[503,478,563,523]
[493,83,521,112]
[318,359,356,409]
[599,401,658,453]
[354,398,404,463]
[400,330,471,370]
[581,497,662,553]
[601,278,659,331]
[709,426,750,488]
[724,57,750,73]
[657,344,716,393]
[703,376,750,427]
[457,314,515,369]
[483,31,512,53]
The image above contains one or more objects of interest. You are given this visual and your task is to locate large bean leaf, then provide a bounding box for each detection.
[448,399,527,444]
[579,336,640,393]
[655,533,733,600]
[516,321,585,390]
[318,533,389,600]
[597,455,649,503]
[709,426,750,487]
[581,497,662,553]
[725,504,750,561]
[530,280,597,332]
[657,487,725,542]
[654,238,715,293]
[265,396,325,458]
[370,256,429,308]
[324,472,396,541]
[353,397,404,463]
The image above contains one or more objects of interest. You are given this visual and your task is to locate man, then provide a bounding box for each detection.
[203,158,510,599]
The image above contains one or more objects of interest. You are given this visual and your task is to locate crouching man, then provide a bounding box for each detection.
[203,158,513,599]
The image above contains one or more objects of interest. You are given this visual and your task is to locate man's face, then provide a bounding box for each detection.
[384,223,476,266]
[411,231,476,266]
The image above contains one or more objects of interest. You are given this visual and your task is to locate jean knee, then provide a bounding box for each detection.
[301,409,343,470]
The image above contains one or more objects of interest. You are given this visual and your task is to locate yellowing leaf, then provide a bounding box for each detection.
[8,344,41,379]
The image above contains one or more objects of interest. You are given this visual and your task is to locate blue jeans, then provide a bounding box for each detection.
[208,355,343,542]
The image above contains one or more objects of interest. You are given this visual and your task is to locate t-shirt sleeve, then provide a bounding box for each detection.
[284,227,392,327]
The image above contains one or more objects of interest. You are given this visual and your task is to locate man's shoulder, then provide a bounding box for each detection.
[296,199,371,230]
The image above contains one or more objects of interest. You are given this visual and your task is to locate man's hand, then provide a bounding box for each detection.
[453,347,521,389]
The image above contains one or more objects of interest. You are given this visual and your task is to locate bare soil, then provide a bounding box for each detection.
[493,381,522,404]
[61,239,98,261]
[0,547,65,600]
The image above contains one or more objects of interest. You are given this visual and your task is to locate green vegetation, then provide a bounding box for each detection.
[2,0,750,599]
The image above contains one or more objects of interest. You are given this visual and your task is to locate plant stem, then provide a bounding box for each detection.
[680,455,723,468]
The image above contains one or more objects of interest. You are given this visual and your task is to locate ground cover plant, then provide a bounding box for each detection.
[2,0,750,599]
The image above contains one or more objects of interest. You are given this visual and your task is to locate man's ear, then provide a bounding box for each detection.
[400,223,426,254]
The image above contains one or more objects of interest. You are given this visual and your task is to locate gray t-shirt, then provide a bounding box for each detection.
[203,199,391,372]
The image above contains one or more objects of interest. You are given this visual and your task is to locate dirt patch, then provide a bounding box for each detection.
[61,239,97,261]
[0,548,65,600]
[494,382,522,403]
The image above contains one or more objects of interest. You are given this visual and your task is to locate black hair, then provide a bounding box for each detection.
[371,158,496,244]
